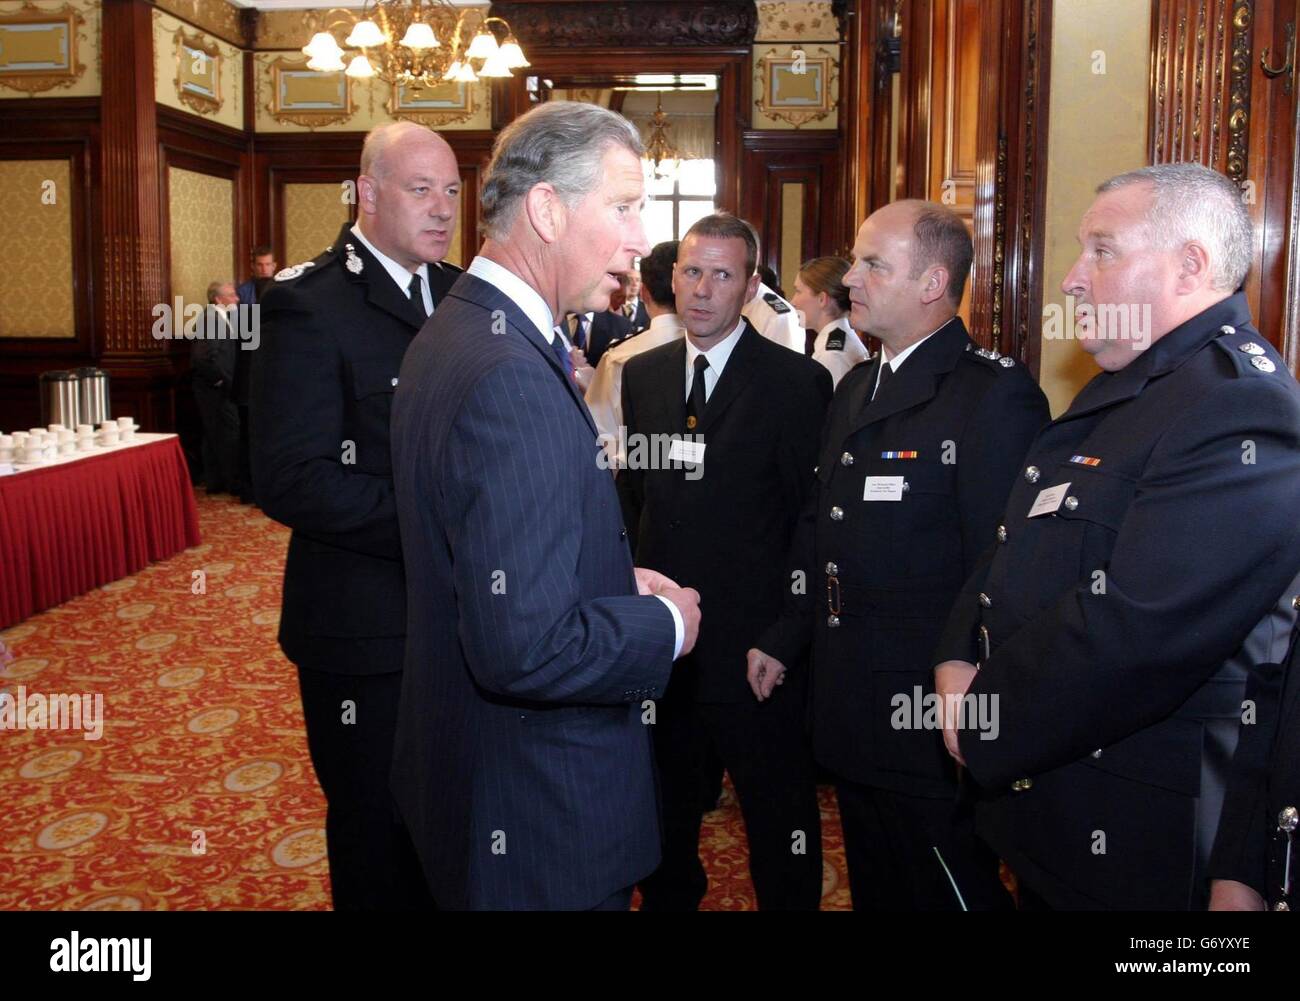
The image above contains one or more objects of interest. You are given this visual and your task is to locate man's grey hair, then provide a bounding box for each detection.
[360,120,434,179]
[1097,163,1253,292]
[480,101,645,241]
[206,280,234,304]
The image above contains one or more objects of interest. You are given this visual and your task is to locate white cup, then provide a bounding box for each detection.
[0,448,12,464]
[116,416,133,431]
[29,427,45,439]
[101,431,119,446]
[0,434,11,448]
[58,429,74,443]
[77,435,94,451]
[59,441,75,455]
[77,424,94,435]
[48,423,65,433]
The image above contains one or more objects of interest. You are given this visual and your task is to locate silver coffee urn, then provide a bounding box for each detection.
[75,367,111,427]
[39,370,81,428]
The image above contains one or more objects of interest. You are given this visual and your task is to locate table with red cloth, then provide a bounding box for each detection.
[0,434,201,630]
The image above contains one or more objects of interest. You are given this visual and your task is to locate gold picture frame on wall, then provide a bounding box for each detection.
[755,45,838,129]
[267,57,354,129]
[388,80,476,127]
[174,28,222,115]
[0,1,86,95]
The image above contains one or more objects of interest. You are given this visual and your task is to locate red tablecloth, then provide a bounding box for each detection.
[0,435,201,629]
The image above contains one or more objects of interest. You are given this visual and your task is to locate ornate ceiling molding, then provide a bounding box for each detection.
[488,1,757,48]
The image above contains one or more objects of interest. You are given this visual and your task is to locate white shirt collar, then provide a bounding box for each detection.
[466,255,556,343]
[649,312,683,335]
[350,222,430,305]
[685,317,746,398]
[882,319,951,372]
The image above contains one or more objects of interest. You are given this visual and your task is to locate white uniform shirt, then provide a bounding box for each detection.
[587,312,686,467]
[810,316,871,388]
[742,282,803,354]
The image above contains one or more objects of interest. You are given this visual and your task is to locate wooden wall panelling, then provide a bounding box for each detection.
[741,131,843,282]
[928,0,981,220]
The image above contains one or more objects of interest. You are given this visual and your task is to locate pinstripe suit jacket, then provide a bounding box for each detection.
[390,270,677,910]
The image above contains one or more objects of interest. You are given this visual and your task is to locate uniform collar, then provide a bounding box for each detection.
[350,222,429,299]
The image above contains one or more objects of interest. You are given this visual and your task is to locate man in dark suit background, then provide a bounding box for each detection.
[251,121,463,909]
[236,244,276,307]
[232,247,277,503]
[618,212,832,910]
[190,280,241,494]
[751,201,1048,910]
[933,163,1300,909]
[390,101,702,911]
[564,306,632,369]
[616,268,650,331]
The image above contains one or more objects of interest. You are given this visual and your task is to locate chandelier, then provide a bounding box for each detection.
[302,1,529,87]
[642,93,685,180]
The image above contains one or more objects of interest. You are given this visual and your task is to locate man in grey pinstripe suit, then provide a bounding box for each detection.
[390,102,702,911]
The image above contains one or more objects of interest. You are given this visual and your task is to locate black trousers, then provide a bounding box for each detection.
[296,665,434,910]
[639,689,823,911]
[833,778,1012,911]
[193,386,239,493]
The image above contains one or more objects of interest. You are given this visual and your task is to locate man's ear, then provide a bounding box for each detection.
[1176,241,1212,294]
[523,182,564,245]
[745,271,761,304]
[919,266,950,306]
[357,173,379,217]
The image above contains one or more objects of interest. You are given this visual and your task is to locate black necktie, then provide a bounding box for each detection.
[408,272,429,324]
[686,354,709,431]
[549,329,575,382]
[873,358,893,399]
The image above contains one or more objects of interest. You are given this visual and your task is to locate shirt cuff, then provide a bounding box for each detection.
[654,594,685,660]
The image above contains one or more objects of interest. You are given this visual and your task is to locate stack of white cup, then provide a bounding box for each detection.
[77,424,95,451]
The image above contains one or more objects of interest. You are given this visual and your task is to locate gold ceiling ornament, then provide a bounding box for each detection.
[642,94,689,181]
[300,1,529,88]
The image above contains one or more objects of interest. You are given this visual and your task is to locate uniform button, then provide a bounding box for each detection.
[669,520,681,530]
[1279,806,1299,832]
[901,480,910,493]
[391,377,399,387]
[1063,495,1079,511]
[1091,749,1102,759]
[1276,902,1291,911]
[1024,465,1040,483]
[1293,594,1300,611]
[840,451,854,466]
[996,525,1007,543]
[827,614,840,628]
[978,592,992,608]
[825,561,838,576]
[829,506,844,521]
[1220,324,1236,335]
[1011,778,1033,792]
[619,528,627,540]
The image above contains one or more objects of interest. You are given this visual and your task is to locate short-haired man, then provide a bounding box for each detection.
[617,268,649,330]
[752,200,1048,910]
[586,239,683,466]
[390,102,701,911]
[191,280,240,493]
[252,121,463,909]
[236,245,277,307]
[619,212,832,910]
[933,163,1300,909]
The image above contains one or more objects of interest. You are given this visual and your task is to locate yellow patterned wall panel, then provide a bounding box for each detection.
[0,0,100,98]
[283,183,350,269]
[153,7,244,130]
[168,166,234,310]
[755,1,840,42]
[0,159,74,338]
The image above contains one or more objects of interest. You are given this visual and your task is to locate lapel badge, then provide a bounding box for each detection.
[1238,341,1265,356]
[880,451,918,459]
[686,415,698,430]
[1251,355,1276,373]
[344,243,364,275]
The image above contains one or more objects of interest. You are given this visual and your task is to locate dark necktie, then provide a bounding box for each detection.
[408,272,428,324]
[549,329,575,382]
[568,313,587,351]
[686,354,709,431]
[873,358,893,399]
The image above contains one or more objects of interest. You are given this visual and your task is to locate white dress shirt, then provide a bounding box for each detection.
[684,317,746,402]
[742,282,803,354]
[587,311,685,463]
[465,255,684,656]
[810,316,871,388]
[350,223,434,315]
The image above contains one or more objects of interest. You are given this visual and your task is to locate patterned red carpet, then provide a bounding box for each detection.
[0,491,851,910]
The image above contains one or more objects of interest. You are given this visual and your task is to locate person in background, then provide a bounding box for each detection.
[237,245,277,306]
[617,267,649,331]
[790,255,871,388]
[586,239,683,466]
[743,250,803,354]
[190,280,241,494]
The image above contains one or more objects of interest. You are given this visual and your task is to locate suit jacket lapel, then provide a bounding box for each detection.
[697,322,759,436]
[329,223,423,333]
[447,272,598,435]
[847,317,969,435]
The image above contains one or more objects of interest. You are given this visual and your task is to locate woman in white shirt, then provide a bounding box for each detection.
[790,256,871,388]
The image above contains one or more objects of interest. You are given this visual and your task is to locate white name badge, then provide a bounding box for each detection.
[1027,482,1071,518]
[863,475,905,502]
[668,438,706,465]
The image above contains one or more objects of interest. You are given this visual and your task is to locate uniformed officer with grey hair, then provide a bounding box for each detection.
[932,161,1300,910]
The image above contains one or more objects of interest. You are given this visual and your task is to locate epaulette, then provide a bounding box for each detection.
[762,292,792,315]
[273,243,337,283]
[1212,323,1281,375]
[964,342,1016,368]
